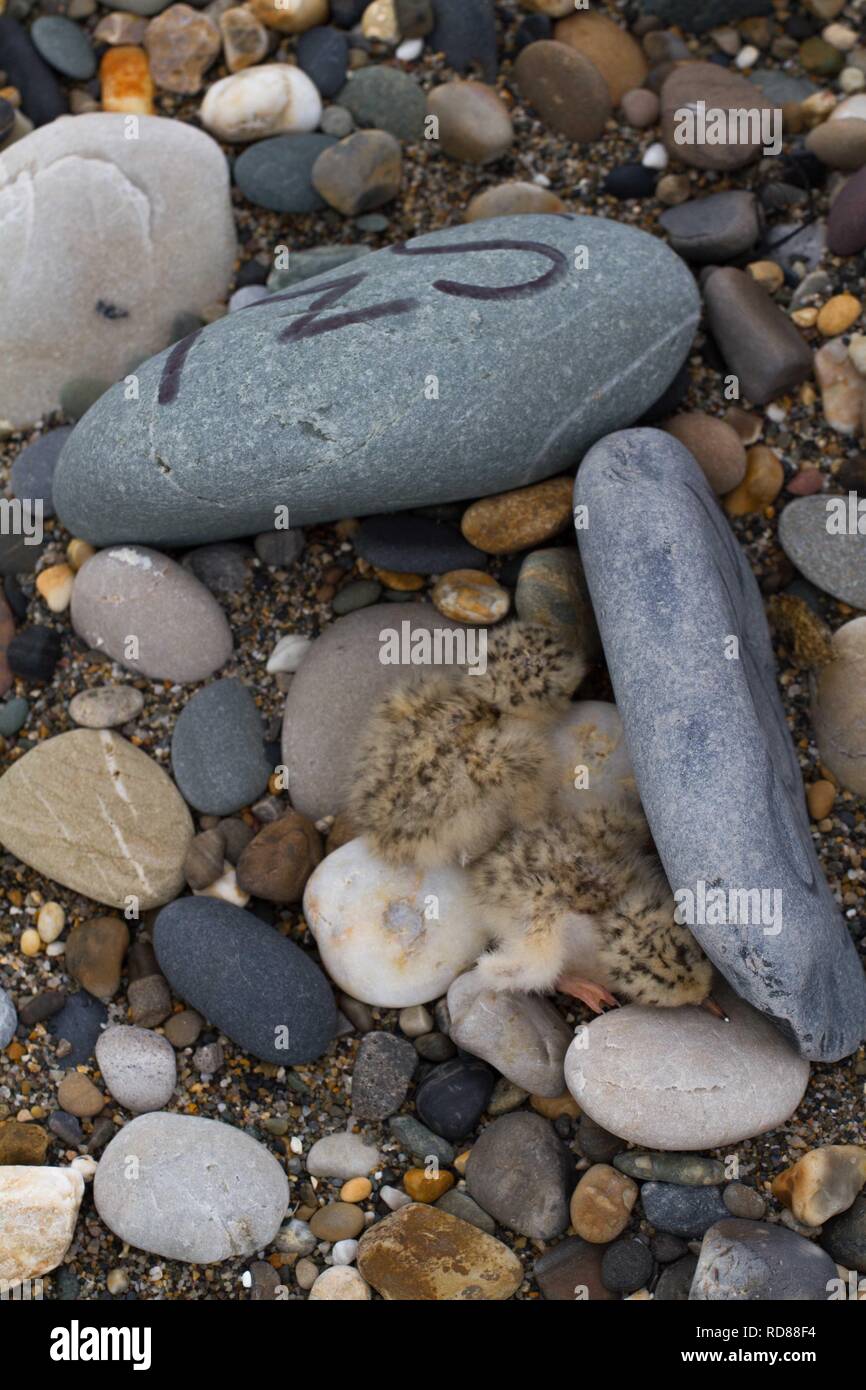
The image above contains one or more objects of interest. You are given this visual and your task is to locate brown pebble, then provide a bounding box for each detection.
[807,779,836,820]
[236,809,323,902]
[461,476,573,554]
[569,1163,638,1243]
[308,1202,366,1241]
[58,1071,105,1119]
[0,1119,50,1164]
[65,917,130,1000]
[723,446,784,515]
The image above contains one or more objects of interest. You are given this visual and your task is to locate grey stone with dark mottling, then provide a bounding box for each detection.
[690,1219,837,1300]
[641,1182,729,1239]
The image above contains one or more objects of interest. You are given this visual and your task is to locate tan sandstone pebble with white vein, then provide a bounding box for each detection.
[0,730,193,909]
[432,570,510,624]
[569,1163,638,1243]
[70,546,232,683]
[200,64,322,142]
[772,1145,866,1226]
[144,4,220,96]
[0,1167,85,1286]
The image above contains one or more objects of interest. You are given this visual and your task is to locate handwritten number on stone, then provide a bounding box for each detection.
[390,237,569,301]
[271,274,419,344]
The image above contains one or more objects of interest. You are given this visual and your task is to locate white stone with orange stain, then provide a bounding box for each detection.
[0,1167,85,1286]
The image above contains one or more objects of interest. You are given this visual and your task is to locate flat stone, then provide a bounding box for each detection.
[553,11,647,104]
[94,1113,288,1262]
[54,215,699,547]
[575,428,866,1059]
[171,678,270,815]
[154,896,336,1064]
[465,180,564,221]
[461,476,573,554]
[534,1235,616,1300]
[303,837,488,1007]
[355,514,484,573]
[0,985,17,1048]
[0,1167,84,1286]
[233,132,336,212]
[663,411,747,494]
[306,1130,380,1179]
[661,63,773,170]
[465,1112,573,1240]
[95,1024,177,1113]
[704,267,813,405]
[514,548,597,650]
[812,618,866,795]
[779,497,866,609]
[68,685,144,729]
[641,1183,730,1238]
[429,0,495,77]
[387,1115,455,1168]
[9,426,71,517]
[659,191,761,263]
[357,1203,522,1299]
[514,40,611,141]
[655,1253,698,1300]
[0,112,235,428]
[336,65,426,141]
[565,984,809,1151]
[0,730,193,910]
[266,243,372,291]
[435,1189,496,1235]
[31,15,96,81]
[351,1031,417,1120]
[71,546,233,683]
[182,542,250,594]
[691,1218,838,1300]
[446,967,571,1097]
[65,916,129,999]
[312,129,402,216]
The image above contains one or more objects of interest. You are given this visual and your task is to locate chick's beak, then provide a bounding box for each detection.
[702,995,730,1022]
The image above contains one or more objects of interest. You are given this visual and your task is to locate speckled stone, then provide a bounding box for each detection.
[351,1031,417,1120]
[575,428,866,1060]
[779,496,866,610]
[170,678,271,815]
[357,1203,522,1300]
[691,1219,837,1300]
[465,1112,573,1240]
[95,1025,177,1113]
[0,985,16,1048]
[94,1113,289,1262]
[641,1183,730,1238]
[54,216,699,546]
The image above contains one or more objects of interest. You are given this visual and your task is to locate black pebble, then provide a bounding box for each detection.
[415,1056,496,1141]
[603,163,657,200]
[235,257,269,288]
[330,0,366,26]
[515,14,551,50]
[0,15,67,126]
[297,26,349,100]
[3,575,28,623]
[7,626,62,682]
[601,1235,655,1294]
[654,1253,698,1300]
[47,990,107,1068]
[0,93,14,142]
[430,0,497,82]
[18,989,67,1026]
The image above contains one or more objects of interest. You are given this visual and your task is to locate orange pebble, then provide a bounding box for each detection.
[100,46,155,115]
[403,1168,455,1203]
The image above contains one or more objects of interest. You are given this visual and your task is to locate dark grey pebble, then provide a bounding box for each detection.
[0,94,15,143]
[464,1112,573,1241]
[355,514,486,574]
[182,542,251,594]
[0,532,46,576]
[47,991,107,1068]
[254,529,305,568]
[603,164,657,199]
[332,579,382,615]
[351,1031,417,1120]
[30,15,96,81]
[337,65,427,142]
[414,1056,495,1141]
[18,989,66,1026]
[170,678,271,816]
[430,0,496,80]
[297,26,348,100]
[601,1236,654,1294]
[387,1114,456,1167]
[534,1235,615,1301]
[659,191,761,263]
[821,1193,866,1273]
[654,1253,699,1300]
[234,133,337,213]
[7,626,62,682]
[49,1111,84,1147]
[577,1113,626,1164]
[10,426,72,518]
[0,15,67,125]
[642,1182,729,1239]
[692,1219,838,1300]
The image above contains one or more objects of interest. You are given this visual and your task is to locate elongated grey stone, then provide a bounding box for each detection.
[54,215,700,547]
[575,428,866,1062]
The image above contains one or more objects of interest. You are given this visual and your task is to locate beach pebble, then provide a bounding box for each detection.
[71,546,233,684]
[723,1183,766,1220]
[0,986,17,1048]
[431,570,509,624]
[813,338,865,433]
[0,112,234,428]
[35,563,74,614]
[309,1202,364,1241]
[69,686,144,730]
[236,811,322,902]
[312,129,401,215]
[515,548,596,649]
[337,64,426,141]
[703,267,813,404]
[154,897,336,1064]
[95,1026,177,1114]
[464,180,564,221]
[722,444,784,516]
[304,837,488,1006]
[94,1113,289,1262]
[144,4,219,94]
[553,9,647,104]
[821,1193,866,1272]
[781,502,866,610]
[465,1112,572,1239]
[47,992,107,1069]
[351,1031,417,1120]
[601,1236,654,1294]
[357,1202,522,1299]
[447,968,571,1097]
[7,627,60,683]
[691,1219,838,1300]
[641,1183,729,1238]
[388,1115,455,1167]
[564,986,810,1151]
[415,1057,496,1142]
[171,678,270,816]
[0,14,67,127]
[461,476,572,554]
[219,6,268,72]
[569,1163,638,1244]
[9,427,71,519]
[0,731,192,910]
[266,633,311,674]
[201,64,322,142]
[0,696,28,737]
[31,15,96,81]
[620,87,659,128]
[827,164,866,255]
[659,190,760,263]
[663,411,747,493]
[307,1130,380,1180]
[807,117,866,169]
[0,1167,84,1286]
[812,619,866,793]
[513,40,611,142]
[234,132,336,213]
[427,80,513,164]
[534,1235,615,1301]
[297,24,349,99]
[773,1145,866,1227]
[615,1152,726,1186]
[58,1072,105,1118]
[308,1265,370,1299]
[355,514,483,574]
[65,916,129,1000]
[661,63,772,169]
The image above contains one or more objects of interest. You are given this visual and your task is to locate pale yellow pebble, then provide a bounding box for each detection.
[817,293,862,337]
[361,0,398,44]
[840,68,866,94]
[20,928,41,956]
[340,1177,373,1203]
[36,901,66,943]
[453,1149,471,1176]
[67,538,96,571]
[848,333,866,376]
[792,306,819,328]
[807,780,836,820]
[106,1269,129,1295]
[746,260,784,293]
[800,89,837,127]
[35,563,75,613]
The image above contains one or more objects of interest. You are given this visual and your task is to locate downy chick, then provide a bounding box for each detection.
[470,801,722,1015]
[347,621,589,869]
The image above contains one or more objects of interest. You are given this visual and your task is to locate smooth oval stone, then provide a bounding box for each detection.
[0,1167,84,1287]
[446,967,571,1097]
[71,546,233,683]
[0,16,67,127]
[94,1113,289,1262]
[304,837,488,1007]
[565,984,809,1151]
[779,495,866,609]
[69,685,145,729]
[661,62,773,170]
[47,991,107,1069]
[54,216,700,547]
[827,164,866,257]
[549,700,639,815]
[357,1203,522,1301]
[171,678,270,815]
[31,16,96,81]
[95,1025,176,1113]
[691,1219,838,1300]
[465,1112,573,1240]
[821,1193,866,1272]
[0,730,193,910]
[415,1056,496,1142]
[614,1152,726,1186]
[430,0,496,80]
[641,1183,729,1239]
[812,618,866,796]
[9,426,71,517]
[355,513,484,574]
[0,985,16,1049]
[297,24,348,99]
[233,132,336,212]
[703,266,813,406]
[658,190,761,264]
[575,429,866,1060]
[351,1031,417,1120]
[281,603,469,820]
[154,896,336,1063]
[337,65,426,141]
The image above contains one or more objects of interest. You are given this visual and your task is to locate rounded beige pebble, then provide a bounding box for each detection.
[806,779,836,820]
[427,81,514,164]
[68,685,145,729]
[307,1265,371,1300]
[20,928,41,957]
[36,902,65,943]
[569,1163,638,1244]
[817,292,862,336]
[620,87,660,128]
[746,259,785,294]
[67,539,96,571]
[656,172,691,205]
[663,412,747,495]
[464,180,564,222]
[0,1167,85,1285]
[36,563,74,613]
[340,1177,373,1203]
[106,1268,129,1294]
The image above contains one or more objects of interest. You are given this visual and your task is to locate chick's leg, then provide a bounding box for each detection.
[556,975,620,1013]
